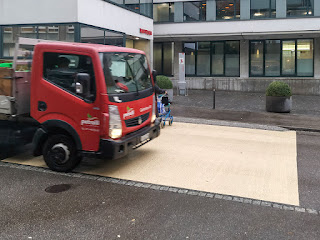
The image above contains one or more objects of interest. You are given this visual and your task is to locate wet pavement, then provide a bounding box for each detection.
[171,90,320,132]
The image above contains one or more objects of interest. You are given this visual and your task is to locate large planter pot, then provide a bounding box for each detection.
[266,96,292,113]
[165,89,173,103]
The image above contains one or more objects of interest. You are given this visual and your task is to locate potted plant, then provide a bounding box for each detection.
[156,75,173,102]
[266,81,292,113]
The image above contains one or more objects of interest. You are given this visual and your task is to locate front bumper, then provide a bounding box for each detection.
[98,121,160,159]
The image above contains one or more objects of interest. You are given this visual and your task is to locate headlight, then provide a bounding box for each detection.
[109,105,122,139]
[151,96,156,123]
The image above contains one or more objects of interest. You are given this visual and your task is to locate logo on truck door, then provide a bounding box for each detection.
[81,113,100,126]
[123,106,135,119]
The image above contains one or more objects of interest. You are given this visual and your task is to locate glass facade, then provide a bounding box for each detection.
[287,0,314,17]
[216,0,240,20]
[2,25,75,57]
[251,0,276,19]
[184,1,206,21]
[107,0,153,18]
[153,42,174,76]
[250,39,314,77]
[184,41,240,76]
[153,3,175,22]
[80,25,124,47]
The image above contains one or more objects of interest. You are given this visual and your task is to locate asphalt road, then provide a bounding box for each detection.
[297,131,320,210]
[0,165,320,240]
[1,125,320,239]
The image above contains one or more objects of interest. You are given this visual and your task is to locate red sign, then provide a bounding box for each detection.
[140,28,152,36]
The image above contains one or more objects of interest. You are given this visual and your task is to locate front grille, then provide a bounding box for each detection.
[125,113,149,128]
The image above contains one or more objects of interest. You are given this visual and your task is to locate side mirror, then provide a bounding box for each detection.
[152,70,157,83]
[75,73,91,99]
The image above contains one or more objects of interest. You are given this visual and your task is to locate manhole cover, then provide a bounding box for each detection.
[45,184,71,193]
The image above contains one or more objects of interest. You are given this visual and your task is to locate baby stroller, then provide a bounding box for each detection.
[157,94,173,128]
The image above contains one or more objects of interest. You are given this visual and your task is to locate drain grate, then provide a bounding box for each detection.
[45,184,71,193]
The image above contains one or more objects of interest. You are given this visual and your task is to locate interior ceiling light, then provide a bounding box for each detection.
[226,7,230,9]
[229,3,234,6]
[135,37,139,40]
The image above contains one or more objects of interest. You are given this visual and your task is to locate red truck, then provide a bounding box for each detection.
[0,38,160,172]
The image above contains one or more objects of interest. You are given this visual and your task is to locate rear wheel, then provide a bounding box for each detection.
[169,118,173,126]
[43,134,81,172]
[160,121,165,129]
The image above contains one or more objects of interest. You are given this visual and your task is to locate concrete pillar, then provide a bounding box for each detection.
[314,38,320,78]
[276,0,287,18]
[174,2,184,22]
[174,41,182,79]
[206,0,216,21]
[240,39,249,78]
[315,0,320,16]
[240,0,250,20]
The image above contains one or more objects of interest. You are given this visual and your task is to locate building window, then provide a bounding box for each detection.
[197,42,210,76]
[251,0,276,19]
[183,41,240,77]
[153,3,174,22]
[184,43,196,75]
[2,25,75,57]
[225,41,240,76]
[297,39,313,76]
[140,0,153,17]
[265,40,281,76]
[125,0,140,12]
[250,39,313,77]
[153,42,174,76]
[107,0,153,18]
[216,0,240,20]
[287,0,314,17]
[183,1,206,22]
[80,25,124,47]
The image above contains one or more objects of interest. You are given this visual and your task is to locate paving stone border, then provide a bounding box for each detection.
[174,117,288,132]
[0,161,318,216]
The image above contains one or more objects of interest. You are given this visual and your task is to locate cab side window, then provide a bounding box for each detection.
[43,52,96,101]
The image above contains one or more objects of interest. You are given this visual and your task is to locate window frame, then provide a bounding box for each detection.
[153,2,175,23]
[183,1,207,22]
[216,0,241,21]
[182,40,240,77]
[287,0,314,17]
[250,0,276,19]
[42,51,97,102]
[249,39,314,77]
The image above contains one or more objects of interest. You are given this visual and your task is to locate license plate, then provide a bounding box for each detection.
[140,133,150,142]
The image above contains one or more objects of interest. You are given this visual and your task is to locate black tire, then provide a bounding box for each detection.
[43,134,82,172]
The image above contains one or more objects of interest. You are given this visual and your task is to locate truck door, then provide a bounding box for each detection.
[36,52,101,151]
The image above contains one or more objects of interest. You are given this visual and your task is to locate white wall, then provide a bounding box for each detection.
[0,0,78,24]
[77,0,153,40]
[0,0,153,40]
[154,18,320,38]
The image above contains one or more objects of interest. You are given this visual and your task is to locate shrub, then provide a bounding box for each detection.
[266,81,292,97]
[156,75,173,89]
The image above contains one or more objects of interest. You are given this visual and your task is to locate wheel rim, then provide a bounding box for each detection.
[49,143,70,165]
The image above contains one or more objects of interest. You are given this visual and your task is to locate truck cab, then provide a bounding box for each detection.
[0,39,160,172]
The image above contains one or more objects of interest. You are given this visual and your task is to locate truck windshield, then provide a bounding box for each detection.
[100,52,152,94]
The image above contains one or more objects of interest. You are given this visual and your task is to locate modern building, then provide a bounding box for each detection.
[1,0,320,94]
[153,0,320,95]
[0,0,154,63]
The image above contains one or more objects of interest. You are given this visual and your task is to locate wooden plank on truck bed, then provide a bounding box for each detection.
[0,68,13,96]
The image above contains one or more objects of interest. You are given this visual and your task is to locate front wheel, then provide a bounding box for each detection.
[43,134,82,172]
